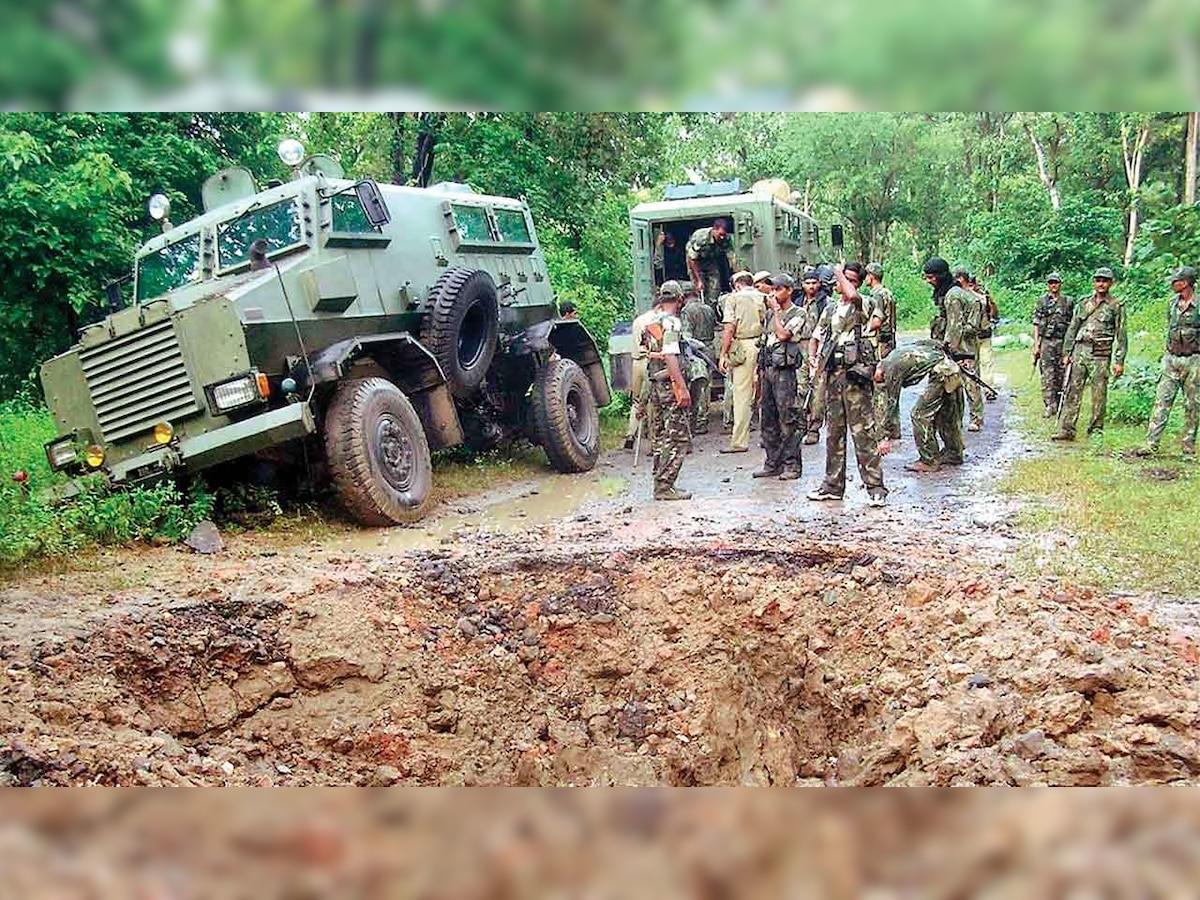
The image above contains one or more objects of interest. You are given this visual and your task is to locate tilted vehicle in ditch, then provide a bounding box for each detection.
[39,141,610,525]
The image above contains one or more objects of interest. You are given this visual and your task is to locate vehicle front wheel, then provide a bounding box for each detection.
[324,377,433,526]
[532,358,601,473]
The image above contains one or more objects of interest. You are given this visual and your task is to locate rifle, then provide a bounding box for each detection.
[1056,357,1072,419]
[950,355,999,400]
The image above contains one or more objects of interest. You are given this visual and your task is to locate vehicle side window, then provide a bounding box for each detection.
[331,193,380,233]
[494,208,532,244]
[451,204,494,242]
[218,199,303,269]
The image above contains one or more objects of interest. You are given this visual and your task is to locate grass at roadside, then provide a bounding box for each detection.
[992,341,1199,595]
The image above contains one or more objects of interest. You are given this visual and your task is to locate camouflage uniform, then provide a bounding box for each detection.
[681,295,717,433]
[758,301,807,476]
[812,300,886,499]
[626,307,661,443]
[898,345,967,465]
[866,284,897,360]
[875,340,951,444]
[945,285,984,430]
[1145,290,1200,453]
[1057,290,1127,439]
[800,287,830,440]
[686,227,735,308]
[930,293,947,342]
[644,309,690,497]
[1032,289,1075,416]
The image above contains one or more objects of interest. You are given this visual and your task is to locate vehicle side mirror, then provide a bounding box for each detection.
[830,224,844,250]
[355,180,391,228]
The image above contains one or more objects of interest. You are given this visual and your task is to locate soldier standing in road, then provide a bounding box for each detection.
[686,218,735,309]
[680,282,717,434]
[799,269,828,444]
[643,283,694,500]
[806,263,888,507]
[624,288,673,450]
[874,340,966,472]
[1053,267,1127,441]
[951,266,985,432]
[718,272,765,454]
[972,274,999,391]
[1032,272,1074,418]
[1137,266,1200,456]
[864,263,897,360]
[754,273,808,481]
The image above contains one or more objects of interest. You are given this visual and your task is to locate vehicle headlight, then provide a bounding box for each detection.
[153,422,174,444]
[45,437,78,471]
[209,373,265,412]
[84,445,106,468]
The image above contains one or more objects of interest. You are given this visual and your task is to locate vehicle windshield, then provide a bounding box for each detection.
[136,232,203,301]
[217,198,304,269]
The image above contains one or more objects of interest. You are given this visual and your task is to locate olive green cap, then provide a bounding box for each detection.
[1168,265,1197,284]
[1045,272,1063,283]
[657,280,684,301]
[865,262,883,278]
[1093,266,1116,280]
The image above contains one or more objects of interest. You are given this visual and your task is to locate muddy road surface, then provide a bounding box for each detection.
[2,383,1198,786]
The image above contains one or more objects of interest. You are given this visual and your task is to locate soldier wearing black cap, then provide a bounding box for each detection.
[1053,267,1127,441]
[1032,272,1075,417]
[754,272,808,480]
[1137,265,1200,456]
[923,257,952,341]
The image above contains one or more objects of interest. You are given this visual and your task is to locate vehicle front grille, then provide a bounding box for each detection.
[80,319,199,442]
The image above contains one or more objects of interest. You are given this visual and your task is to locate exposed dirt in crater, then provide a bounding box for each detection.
[2,520,1197,786]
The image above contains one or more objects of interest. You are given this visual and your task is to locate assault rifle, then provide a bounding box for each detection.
[948,351,999,400]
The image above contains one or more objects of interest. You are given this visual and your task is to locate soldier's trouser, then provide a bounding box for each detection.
[912,378,965,463]
[873,382,902,440]
[729,341,759,450]
[1146,352,1200,449]
[626,356,649,439]
[820,368,886,497]
[689,376,710,432]
[649,381,689,492]
[978,339,994,384]
[808,369,826,436]
[1038,339,1066,414]
[1058,350,1111,436]
[760,365,802,473]
[961,356,984,427]
[700,266,723,308]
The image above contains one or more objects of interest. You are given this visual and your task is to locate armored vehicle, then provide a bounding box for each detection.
[609,179,823,387]
[39,141,610,526]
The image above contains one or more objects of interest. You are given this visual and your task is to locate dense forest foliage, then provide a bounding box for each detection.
[1,111,1198,401]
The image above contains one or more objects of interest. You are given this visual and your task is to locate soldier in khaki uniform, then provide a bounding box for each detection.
[1137,266,1200,456]
[1053,267,1127,441]
[1032,272,1075,417]
[686,219,735,309]
[718,271,765,454]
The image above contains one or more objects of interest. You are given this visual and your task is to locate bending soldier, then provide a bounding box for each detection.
[1053,267,1127,441]
[1032,272,1074,418]
[754,272,808,481]
[686,219,735,309]
[806,263,888,507]
[874,340,966,472]
[1137,266,1199,456]
[643,283,694,500]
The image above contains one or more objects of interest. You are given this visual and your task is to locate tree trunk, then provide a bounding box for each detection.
[410,113,444,187]
[1023,121,1061,210]
[1186,112,1198,205]
[387,113,406,186]
[1122,119,1152,267]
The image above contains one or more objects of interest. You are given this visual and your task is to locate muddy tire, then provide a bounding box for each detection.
[532,358,600,473]
[324,377,433,526]
[423,267,499,398]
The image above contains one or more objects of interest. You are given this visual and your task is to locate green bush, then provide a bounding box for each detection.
[1105,360,1160,425]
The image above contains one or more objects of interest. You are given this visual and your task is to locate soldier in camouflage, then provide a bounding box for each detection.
[951,266,985,432]
[1032,272,1075,417]
[873,340,966,472]
[686,219,735,309]
[680,282,717,433]
[642,282,694,500]
[1137,266,1200,456]
[806,263,887,507]
[1053,267,1127,441]
[799,269,827,444]
[754,272,809,480]
[864,262,897,359]
[925,258,951,342]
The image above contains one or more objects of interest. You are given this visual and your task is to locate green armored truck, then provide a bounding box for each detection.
[39,140,610,526]
[609,179,823,386]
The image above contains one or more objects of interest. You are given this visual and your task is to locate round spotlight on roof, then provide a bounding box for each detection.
[277,139,306,167]
[147,193,171,221]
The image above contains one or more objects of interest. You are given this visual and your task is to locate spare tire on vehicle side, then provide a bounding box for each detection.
[532,357,601,473]
[422,267,500,398]
[324,377,433,526]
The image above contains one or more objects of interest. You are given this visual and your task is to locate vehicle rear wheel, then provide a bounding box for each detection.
[324,377,433,526]
[532,358,601,473]
[423,267,500,398]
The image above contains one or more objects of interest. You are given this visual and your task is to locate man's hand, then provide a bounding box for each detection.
[633,401,644,420]
[673,381,692,408]
[873,362,885,383]
[1112,363,1124,378]
[877,439,893,457]
[655,232,665,247]
[766,294,780,311]
[718,354,729,374]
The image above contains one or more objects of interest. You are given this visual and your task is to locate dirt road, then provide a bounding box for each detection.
[2,381,1198,786]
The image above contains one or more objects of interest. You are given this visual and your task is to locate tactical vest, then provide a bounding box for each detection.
[1167,295,1200,356]
[762,304,805,369]
[1037,294,1073,341]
